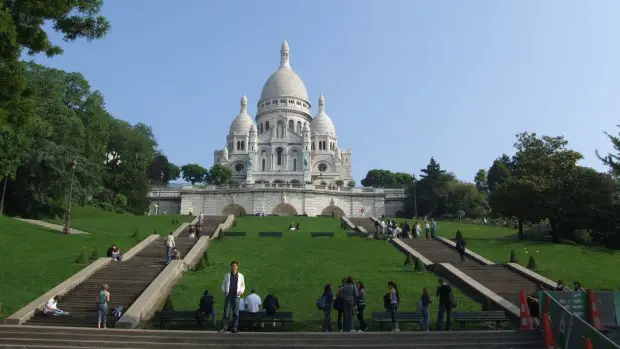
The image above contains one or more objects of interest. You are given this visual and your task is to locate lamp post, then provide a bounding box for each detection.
[412,178,418,218]
[63,158,78,235]
[156,170,164,215]
[0,175,7,215]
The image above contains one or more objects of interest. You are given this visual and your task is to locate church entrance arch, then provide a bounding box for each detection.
[321,205,346,218]
[272,203,297,216]
[222,204,247,216]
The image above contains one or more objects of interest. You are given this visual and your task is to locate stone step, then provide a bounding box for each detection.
[400,239,481,265]
[454,265,540,306]
[347,218,376,233]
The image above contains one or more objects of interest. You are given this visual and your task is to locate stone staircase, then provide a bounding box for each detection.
[0,325,542,348]
[348,217,376,233]
[179,215,225,238]
[24,216,225,328]
[401,239,480,265]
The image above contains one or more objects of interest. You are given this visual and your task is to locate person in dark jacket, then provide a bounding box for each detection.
[356,281,368,331]
[262,294,280,327]
[321,284,334,332]
[341,277,358,332]
[455,230,466,263]
[196,290,216,328]
[333,279,345,331]
[436,278,453,331]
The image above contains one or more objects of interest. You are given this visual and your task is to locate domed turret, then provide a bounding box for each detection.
[259,41,309,101]
[229,95,254,135]
[311,94,336,136]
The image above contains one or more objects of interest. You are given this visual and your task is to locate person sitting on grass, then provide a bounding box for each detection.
[196,290,216,329]
[295,222,300,231]
[44,295,69,316]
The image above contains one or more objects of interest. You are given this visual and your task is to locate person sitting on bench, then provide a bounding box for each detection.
[107,244,117,258]
[111,246,122,261]
[245,289,262,328]
[196,290,216,329]
[44,295,69,316]
[263,294,280,327]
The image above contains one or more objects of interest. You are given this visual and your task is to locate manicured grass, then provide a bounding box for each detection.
[169,216,480,331]
[394,218,620,291]
[0,206,193,319]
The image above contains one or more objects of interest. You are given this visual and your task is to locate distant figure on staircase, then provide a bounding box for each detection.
[188,225,196,238]
[415,221,421,239]
[165,232,175,265]
[455,230,466,263]
[430,220,437,239]
[555,280,566,291]
[172,247,182,260]
[97,284,110,329]
[573,281,585,292]
[425,221,430,240]
[44,295,69,317]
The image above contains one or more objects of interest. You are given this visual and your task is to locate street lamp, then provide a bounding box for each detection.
[156,170,164,215]
[412,178,418,218]
[63,158,78,235]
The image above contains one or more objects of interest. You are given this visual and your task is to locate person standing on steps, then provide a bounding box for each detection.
[164,232,175,265]
[430,219,437,239]
[219,260,245,334]
[455,230,466,263]
[97,284,110,329]
[436,278,453,331]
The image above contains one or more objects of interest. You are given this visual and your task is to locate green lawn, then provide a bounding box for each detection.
[394,218,620,291]
[0,206,193,319]
[169,216,480,331]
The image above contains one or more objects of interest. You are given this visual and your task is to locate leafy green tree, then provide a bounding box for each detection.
[148,153,180,184]
[597,125,620,177]
[474,169,488,194]
[207,164,233,185]
[335,179,344,187]
[361,169,413,188]
[409,157,454,216]
[487,154,512,193]
[181,163,208,185]
[347,180,355,188]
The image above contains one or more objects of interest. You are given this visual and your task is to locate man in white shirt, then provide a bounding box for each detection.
[245,289,262,328]
[165,232,175,265]
[219,260,245,333]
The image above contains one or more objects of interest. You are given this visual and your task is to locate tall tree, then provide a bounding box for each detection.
[148,153,180,184]
[487,154,512,193]
[410,157,453,216]
[207,164,233,185]
[181,164,208,185]
[361,169,413,188]
[474,169,488,194]
[597,125,620,177]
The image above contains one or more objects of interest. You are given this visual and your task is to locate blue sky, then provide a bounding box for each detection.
[31,0,620,183]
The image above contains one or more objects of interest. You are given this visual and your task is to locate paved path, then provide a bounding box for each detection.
[14,218,91,235]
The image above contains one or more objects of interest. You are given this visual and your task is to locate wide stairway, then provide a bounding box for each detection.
[0,325,542,348]
[399,234,546,307]
[348,217,376,233]
[24,216,226,328]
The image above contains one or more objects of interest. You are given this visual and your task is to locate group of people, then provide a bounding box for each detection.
[106,244,123,261]
[164,232,182,265]
[288,222,301,231]
[526,280,588,329]
[376,218,438,240]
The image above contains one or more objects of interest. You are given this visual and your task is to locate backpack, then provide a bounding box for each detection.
[264,295,277,314]
[316,295,326,310]
[333,291,343,311]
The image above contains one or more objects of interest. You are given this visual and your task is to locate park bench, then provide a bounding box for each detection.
[152,311,203,330]
[259,231,282,238]
[239,311,293,332]
[346,231,367,238]
[372,312,424,331]
[311,232,335,238]
[452,311,508,329]
[223,231,246,238]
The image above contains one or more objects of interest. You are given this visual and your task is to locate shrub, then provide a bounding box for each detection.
[509,250,518,263]
[232,221,237,228]
[75,249,86,264]
[203,251,210,266]
[131,229,140,240]
[89,248,100,261]
[194,255,207,271]
[162,296,175,311]
[113,207,125,214]
[527,256,537,270]
[414,257,426,272]
[403,254,414,270]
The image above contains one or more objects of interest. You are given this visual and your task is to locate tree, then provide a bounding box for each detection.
[181,164,208,185]
[409,157,453,216]
[147,153,180,184]
[487,154,512,193]
[361,169,413,188]
[335,179,344,187]
[446,180,488,218]
[347,180,356,188]
[597,125,620,176]
[207,164,233,185]
[474,169,488,194]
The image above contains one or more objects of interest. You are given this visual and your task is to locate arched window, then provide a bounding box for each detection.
[288,120,294,130]
[266,121,270,130]
[297,121,302,133]
[293,158,297,171]
[236,141,240,150]
[241,141,245,150]
[262,159,266,171]
[311,142,315,150]
[276,147,283,165]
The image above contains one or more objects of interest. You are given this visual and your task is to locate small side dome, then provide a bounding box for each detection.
[303,123,310,132]
[229,95,254,135]
[310,94,336,136]
[250,123,257,133]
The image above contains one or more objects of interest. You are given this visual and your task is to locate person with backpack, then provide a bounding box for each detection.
[341,277,358,332]
[317,284,334,332]
[436,278,455,331]
[262,293,280,327]
[333,279,345,331]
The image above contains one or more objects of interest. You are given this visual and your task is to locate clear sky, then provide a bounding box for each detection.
[31,0,620,183]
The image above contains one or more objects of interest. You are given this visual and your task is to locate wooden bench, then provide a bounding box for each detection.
[153,311,203,330]
[452,311,508,329]
[311,232,335,238]
[259,231,282,238]
[223,231,246,238]
[347,231,367,238]
[239,311,293,332]
[372,312,424,331]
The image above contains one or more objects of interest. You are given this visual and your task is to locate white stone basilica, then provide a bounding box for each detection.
[213,40,353,186]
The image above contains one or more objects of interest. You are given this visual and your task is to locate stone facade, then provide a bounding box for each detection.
[148,184,406,217]
[213,41,353,186]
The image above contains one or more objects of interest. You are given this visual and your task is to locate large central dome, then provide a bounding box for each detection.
[259,40,309,102]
